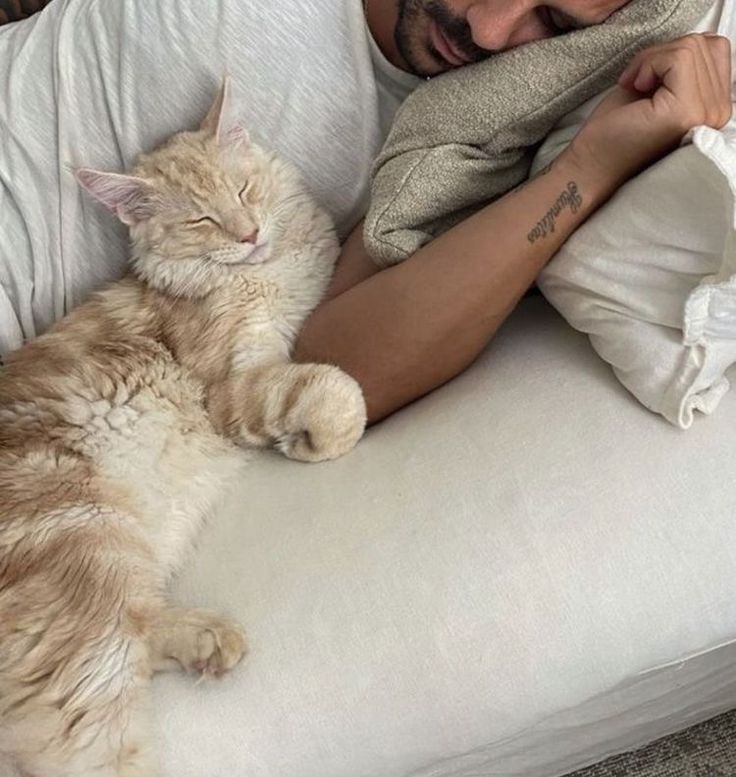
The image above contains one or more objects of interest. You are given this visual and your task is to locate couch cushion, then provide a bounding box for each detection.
[155,297,736,777]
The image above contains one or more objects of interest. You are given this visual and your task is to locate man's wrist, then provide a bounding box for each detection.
[555,142,624,210]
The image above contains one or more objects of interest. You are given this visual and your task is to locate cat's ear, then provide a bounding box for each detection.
[201,77,250,151]
[76,169,158,226]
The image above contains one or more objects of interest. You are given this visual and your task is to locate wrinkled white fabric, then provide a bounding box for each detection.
[0,0,417,357]
[536,0,736,428]
[150,296,736,777]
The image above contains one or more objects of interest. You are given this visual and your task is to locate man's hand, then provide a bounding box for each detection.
[570,33,733,186]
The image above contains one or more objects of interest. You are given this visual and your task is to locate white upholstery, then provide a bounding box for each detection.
[155,297,736,777]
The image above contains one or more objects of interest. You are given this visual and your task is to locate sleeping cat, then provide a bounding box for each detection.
[0,80,366,776]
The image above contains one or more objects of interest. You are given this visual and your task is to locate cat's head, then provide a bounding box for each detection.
[77,79,305,297]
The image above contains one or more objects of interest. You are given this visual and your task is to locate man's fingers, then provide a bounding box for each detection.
[703,34,733,126]
[690,34,724,126]
[618,38,697,91]
[618,50,650,90]
[617,33,733,131]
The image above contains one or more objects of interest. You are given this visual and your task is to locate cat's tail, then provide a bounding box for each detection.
[0,607,156,777]
[0,515,159,777]
[0,633,155,777]
[0,549,247,777]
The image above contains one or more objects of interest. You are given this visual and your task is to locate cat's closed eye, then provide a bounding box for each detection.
[187,216,220,227]
[238,183,250,204]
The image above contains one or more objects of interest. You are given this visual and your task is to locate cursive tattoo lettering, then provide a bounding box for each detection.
[527,182,583,244]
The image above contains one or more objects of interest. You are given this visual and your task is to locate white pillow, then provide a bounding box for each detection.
[534,116,736,428]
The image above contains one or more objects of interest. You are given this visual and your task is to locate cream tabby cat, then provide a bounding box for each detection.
[0,81,366,776]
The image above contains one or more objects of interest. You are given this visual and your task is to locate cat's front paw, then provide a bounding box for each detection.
[278,365,366,462]
[167,610,247,679]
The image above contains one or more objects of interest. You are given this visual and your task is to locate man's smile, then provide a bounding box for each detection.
[429,18,473,66]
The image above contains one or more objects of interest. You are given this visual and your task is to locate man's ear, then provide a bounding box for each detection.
[200,77,250,151]
[76,169,158,226]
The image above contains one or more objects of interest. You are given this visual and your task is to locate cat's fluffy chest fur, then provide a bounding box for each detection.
[154,233,338,380]
[10,218,340,570]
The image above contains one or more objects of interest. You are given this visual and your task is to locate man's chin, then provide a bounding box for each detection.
[401,49,452,78]
[396,28,450,77]
[414,64,448,78]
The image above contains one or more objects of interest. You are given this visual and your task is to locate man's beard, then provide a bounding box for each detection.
[395,0,490,77]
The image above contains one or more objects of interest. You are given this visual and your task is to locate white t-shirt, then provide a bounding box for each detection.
[0,0,419,356]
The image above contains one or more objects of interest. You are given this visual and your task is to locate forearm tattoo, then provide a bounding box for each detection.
[527,182,583,244]
[0,0,51,25]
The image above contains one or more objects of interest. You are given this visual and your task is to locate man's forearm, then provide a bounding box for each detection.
[0,0,51,25]
[294,149,618,424]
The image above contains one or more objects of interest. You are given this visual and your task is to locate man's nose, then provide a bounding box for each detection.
[465,0,547,52]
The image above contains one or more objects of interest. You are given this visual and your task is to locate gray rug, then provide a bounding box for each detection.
[568,710,736,776]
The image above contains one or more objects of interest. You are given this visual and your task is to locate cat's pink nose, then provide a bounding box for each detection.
[239,229,259,244]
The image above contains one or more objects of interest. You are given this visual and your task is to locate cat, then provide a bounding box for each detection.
[0,79,366,776]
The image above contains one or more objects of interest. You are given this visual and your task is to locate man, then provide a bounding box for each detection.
[296,0,732,424]
[0,0,731,423]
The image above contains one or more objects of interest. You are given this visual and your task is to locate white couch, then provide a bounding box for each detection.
[154,296,736,777]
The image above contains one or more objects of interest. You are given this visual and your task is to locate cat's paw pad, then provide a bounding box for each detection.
[174,613,247,678]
